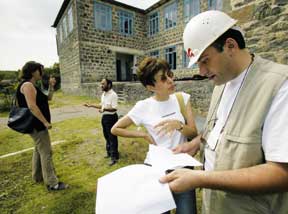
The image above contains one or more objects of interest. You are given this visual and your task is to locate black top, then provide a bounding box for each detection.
[16,81,51,131]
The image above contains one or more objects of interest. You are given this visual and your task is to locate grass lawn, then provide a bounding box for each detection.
[0,92,202,214]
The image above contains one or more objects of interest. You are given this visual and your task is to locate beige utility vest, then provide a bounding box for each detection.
[201,56,288,214]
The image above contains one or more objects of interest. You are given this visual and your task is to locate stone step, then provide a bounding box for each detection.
[117,90,127,104]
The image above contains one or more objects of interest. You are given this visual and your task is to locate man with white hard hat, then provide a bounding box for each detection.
[160,10,288,214]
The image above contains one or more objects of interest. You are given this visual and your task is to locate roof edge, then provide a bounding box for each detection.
[52,0,146,28]
[52,0,71,28]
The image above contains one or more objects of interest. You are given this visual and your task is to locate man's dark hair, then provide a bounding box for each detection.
[20,61,43,80]
[211,28,246,52]
[138,57,170,87]
[105,78,112,89]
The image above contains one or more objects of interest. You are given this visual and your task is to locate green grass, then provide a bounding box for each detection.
[0,92,203,213]
[0,117,150,214]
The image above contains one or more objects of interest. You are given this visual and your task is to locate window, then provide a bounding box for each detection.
[68,6,73,33]
[148,12,159,36]
[165,46,177,69]
[183,0,200,23]
[164,2,177,30]
[58,25,63,44]
[62,17,68,39]
[118,10,133,35]
[208,0,222,10]
[150,50,159,58]
[94,2,112,31]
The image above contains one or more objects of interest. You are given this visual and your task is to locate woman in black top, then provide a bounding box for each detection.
[17,61,68,191]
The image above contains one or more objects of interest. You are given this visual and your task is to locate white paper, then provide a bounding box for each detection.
[96,164,176,214]
[148,145,202,172]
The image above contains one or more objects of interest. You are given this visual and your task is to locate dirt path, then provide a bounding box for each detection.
[1,104,205,130]
[0,104,130,125]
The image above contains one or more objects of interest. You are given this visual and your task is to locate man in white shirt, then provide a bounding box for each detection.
[84,78,119,166]
[160,11,288,214]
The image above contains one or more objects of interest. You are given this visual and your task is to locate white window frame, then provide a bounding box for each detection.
[62,17,68,39]
[164,2,177,30]
[165,46,177,69]
[94,2,112,31]
[68,6,73,33]
[208,0,223,10]
[58,25,63,44]
[118,10,133,35]
[150,50,160,58]
[148,12,159,36]
[183,0,200,24]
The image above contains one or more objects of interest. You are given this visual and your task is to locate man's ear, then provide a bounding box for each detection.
[225,38,238,49]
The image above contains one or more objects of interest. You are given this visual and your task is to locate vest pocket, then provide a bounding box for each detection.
[225,134,261,144]
[215,134,263,170]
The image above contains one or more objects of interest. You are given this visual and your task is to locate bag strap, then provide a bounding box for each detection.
[175,92,187,123]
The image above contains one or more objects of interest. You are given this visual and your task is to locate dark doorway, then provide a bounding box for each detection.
[116,53,133,81]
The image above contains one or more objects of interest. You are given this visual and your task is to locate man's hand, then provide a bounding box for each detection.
[49,77,56,88]
[159,168,204,193]
[83,103,91,107]
[172,135,201,156]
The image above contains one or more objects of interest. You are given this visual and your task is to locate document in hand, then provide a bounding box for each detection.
[148,144,202,172]
[96,145,202,214]
[96,164,176,214]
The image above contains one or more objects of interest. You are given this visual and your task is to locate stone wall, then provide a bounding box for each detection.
[56,0,288,112]
[144,0,196,79]
[229,0,288,64]
[76,0,147,83]
[57,0,82,94]
[81,80,214,114]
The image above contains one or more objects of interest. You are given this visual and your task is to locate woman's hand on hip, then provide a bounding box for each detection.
[44,122,52,129]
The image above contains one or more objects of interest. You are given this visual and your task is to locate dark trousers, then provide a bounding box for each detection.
[163,166,197,214]
[101,114,119,160]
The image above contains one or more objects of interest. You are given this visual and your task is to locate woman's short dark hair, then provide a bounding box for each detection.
[138,57,170,87]
[211,28,246,52]
[20,61,44,80]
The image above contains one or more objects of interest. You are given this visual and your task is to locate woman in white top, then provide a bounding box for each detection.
[111,57,198,214]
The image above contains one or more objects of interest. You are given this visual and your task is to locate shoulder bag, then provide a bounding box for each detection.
[7,96,34,134]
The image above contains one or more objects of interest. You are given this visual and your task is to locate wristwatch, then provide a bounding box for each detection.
[177,121,184,131]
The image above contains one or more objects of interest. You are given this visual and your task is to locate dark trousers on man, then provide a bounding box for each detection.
[101,113,119,161]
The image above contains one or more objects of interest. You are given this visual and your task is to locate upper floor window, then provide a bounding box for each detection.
[58,25,63,44]
[165,46,177,69]
[208,0,222,10]
[62,17,68,39]
[94,2,112,31]
[184,0,200,23]
[149,12,159,36]
[67,6,73,33]
[164,2,177,30]
[150,50,159,58]
[118,10,133,35]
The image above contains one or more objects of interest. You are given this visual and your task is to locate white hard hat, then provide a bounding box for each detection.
[183,10,237,67]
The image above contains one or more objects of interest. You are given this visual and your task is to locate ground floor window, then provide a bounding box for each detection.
[165,46,176,69]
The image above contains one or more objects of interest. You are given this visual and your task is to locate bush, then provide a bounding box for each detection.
[0,83,17,111]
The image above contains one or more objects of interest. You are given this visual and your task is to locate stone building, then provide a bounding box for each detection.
[53,0,288,112]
